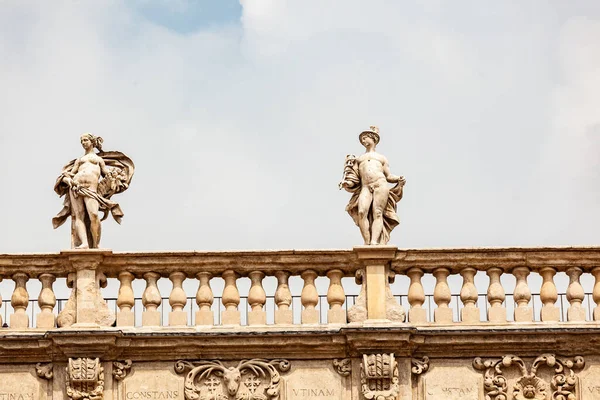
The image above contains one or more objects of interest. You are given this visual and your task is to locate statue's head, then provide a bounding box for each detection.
[359,126,380,147]
[80,133,104,152]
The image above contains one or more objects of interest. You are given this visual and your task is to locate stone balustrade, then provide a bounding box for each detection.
[0,246,599,329]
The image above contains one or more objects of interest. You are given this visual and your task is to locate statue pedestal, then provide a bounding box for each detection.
[348,246,405,323]
[57,249,115,328]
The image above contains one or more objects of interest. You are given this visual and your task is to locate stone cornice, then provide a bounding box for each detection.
[0,325,597,363]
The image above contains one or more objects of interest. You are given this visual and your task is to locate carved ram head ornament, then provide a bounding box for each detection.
[174,359,290,400]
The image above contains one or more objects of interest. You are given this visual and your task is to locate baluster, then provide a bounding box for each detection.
[593,267,600,321]
[433,268,453,323]
[248,271,266,325]
[195,272,214,326]
[460,267,480,323]
[142,272,162,326]
[37,273,56,328]
[0,276,3,326]
[301,270,319,324]
[566,267,586,321]
[116,272,135,327]
[274,271,293,324]
[10,273,29,328]
[169,272,187,326]
[486,267,506,323]
[221,270,240,325]
[513,266,532,322]
[407,268,427,323]
[540,267,559,322]
[326,269,346,324]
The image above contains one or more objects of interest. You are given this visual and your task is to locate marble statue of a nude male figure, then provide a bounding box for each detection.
[340,126,405,245]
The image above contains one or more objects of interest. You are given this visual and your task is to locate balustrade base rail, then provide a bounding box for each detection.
[0,292,596,329]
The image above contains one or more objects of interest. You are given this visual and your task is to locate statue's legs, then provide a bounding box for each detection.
[370,185,389,245]
[357,188,373,245]
[84,197,101,249]
[70,191,89,249]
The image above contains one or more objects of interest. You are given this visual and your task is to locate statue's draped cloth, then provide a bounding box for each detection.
[52,151,134,247]
[343,163,403,245]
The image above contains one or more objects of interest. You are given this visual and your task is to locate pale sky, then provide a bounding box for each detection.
[1,1,599,254]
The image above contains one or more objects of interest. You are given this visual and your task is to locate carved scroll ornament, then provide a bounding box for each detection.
[333,358,351,377]
[36,362,53,380]
[411,356,429,376]
[112,360,133,381]
[473,354,585,400]
[66,358,105,400]
[174,359,290,400]
[360,353,399,400]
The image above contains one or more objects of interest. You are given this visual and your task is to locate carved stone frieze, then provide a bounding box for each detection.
[411,356,429,375]
[360,353,399,400]
[333,358,351,377]
[174,359,290,400]
[473,354,585,400]
[112,360,132,381]
[36,362,53,380]
[66,357,105,400]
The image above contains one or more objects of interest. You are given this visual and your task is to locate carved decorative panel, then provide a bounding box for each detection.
[66,358,105,400]
[360,353,399,400]
[473,354,585,400]
[174,359,290,400]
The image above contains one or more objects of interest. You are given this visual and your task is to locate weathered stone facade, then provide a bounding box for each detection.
[0,246,599,399]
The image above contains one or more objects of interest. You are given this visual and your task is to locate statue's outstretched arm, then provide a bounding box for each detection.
[382,158,405,184]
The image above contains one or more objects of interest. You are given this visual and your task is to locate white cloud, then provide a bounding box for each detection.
[0,1,598,252]
[525,16,600,244]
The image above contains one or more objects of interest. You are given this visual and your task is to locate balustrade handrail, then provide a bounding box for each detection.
[391,246,600,273]
[1,246,599,278]
[0,249,363,278]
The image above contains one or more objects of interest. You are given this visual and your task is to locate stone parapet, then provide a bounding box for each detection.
[0,247,599,330]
